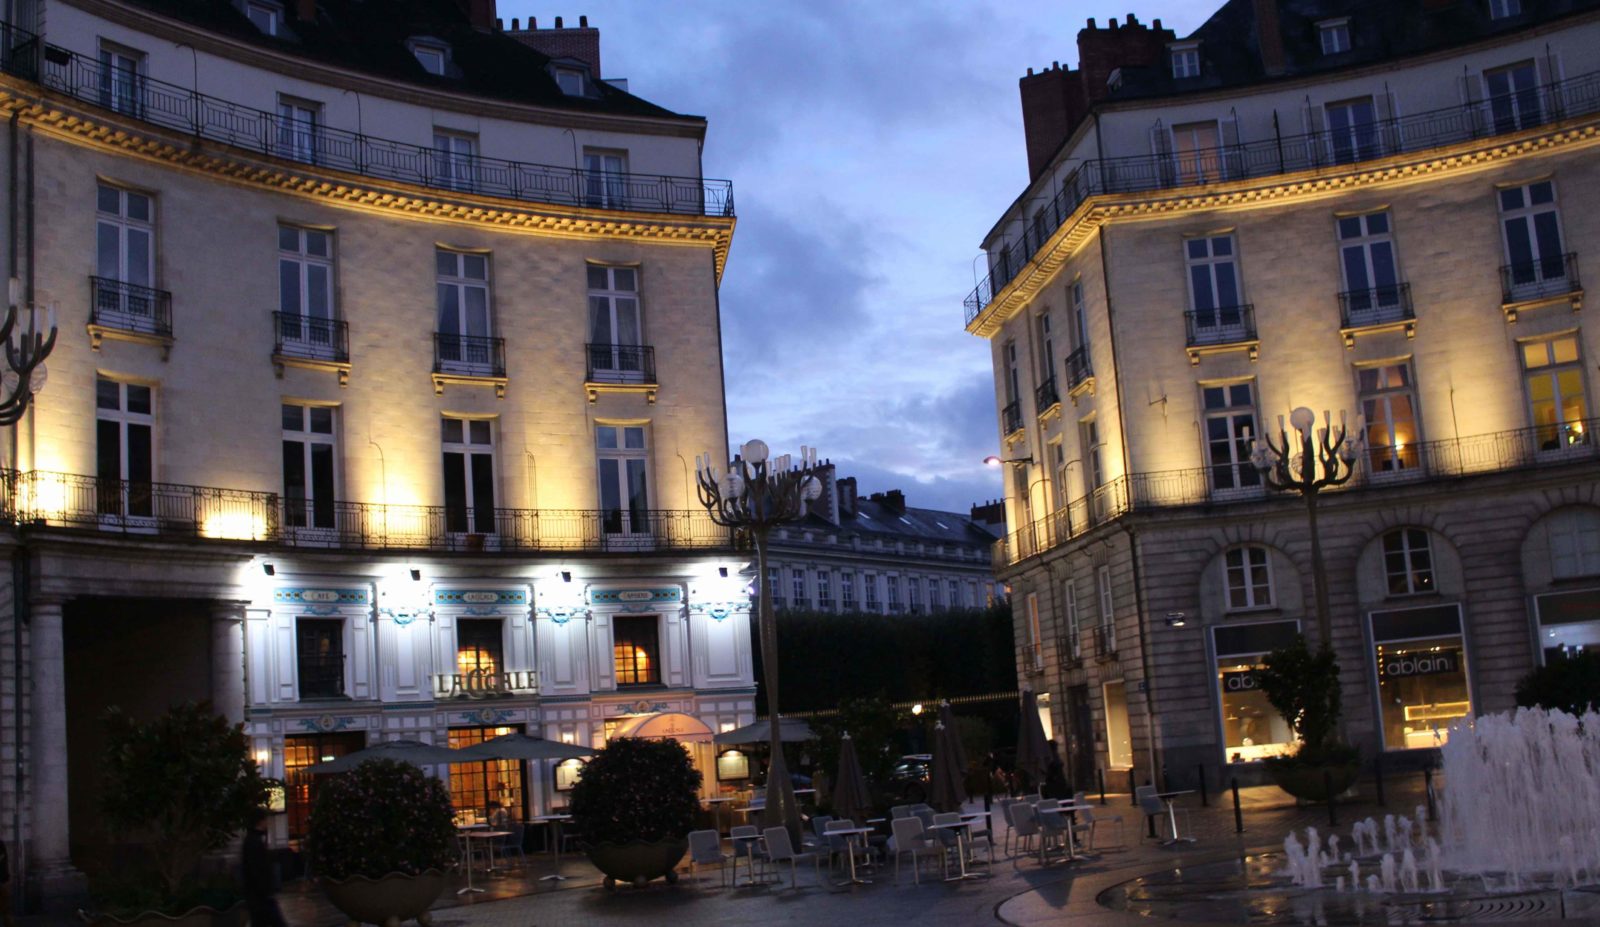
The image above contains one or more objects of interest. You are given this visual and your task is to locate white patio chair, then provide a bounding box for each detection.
[1009,801,1042,861]
[890,816,944,885]
[761,826,821,890]
[687,829,730,888]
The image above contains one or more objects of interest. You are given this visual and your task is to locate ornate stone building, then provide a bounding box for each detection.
[0,0,748,907]
[967,0,1600,792]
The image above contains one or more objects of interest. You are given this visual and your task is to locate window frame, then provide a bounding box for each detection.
[1318,19,1351,55]
[275,95,321,163]
[1025,592,1042,670]
[1224,545,1274,611]
[1325,95,1381,164]
[96,377,156,521]
[435,248,494,374]
[583,148,629,208]
[282,402,338,531]
[96,183,156,294]
[410,39,449,75]
[1064,579,1082,659]
[1184,235,1246,341]
[1519,334,1589,451]
[612,614,661,687]
[1499,180,1567,299]
[1096,565,1115,651]
[595,424,652,538]
[1489,0,1521,19]
[1170,44,1200,79]
[1170,120,1223,184]
[295,616,347,700]
[1357,362,1421,473]
[97,40,146,116]
[1484,60,1542,132]
[441,416,496,536]
[1201,381,1262,494]
[1337,211,1402,315]
[1382,528,1437,597]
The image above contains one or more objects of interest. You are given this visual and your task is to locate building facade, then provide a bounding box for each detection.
[0,0,750,906]
[967,0,1600,793]
[761,466,1003,615]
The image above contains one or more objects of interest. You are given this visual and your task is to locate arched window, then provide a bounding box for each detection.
[1382,529,1435,595]
[1548,508,1600,579]
[1224,545,1273,609]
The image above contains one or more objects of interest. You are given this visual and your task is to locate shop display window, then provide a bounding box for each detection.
[1371,604,1471,750]
[448,725,524,823]
[1212,620,1300,763]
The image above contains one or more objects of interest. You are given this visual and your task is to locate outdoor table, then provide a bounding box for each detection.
[928,821,987,882]
[702,796,736,833]
[1155,790,1196,846]
[528,813,572,882]
[1036,805,1089,863]
[828,826,876,886]
[731,832,776,887]
[456,828,510,894]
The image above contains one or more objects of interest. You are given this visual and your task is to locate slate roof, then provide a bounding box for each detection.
[797,500,998,550]
[119,0,692,120]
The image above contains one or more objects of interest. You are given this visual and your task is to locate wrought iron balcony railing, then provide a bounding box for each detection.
[0,22,733,218]
[1339,283,1414,329]
[16,470,278,539]
[89,276,172,338]
[586,343,657,384]
[1001,400,1023,436]
[1065,345,1093,390]
[1034,375,1060,414]
[273,311,349,363]
[434,333,506,379]
[1092,625,1117,661]
[1185,304,1256,347]
[1500,253,1581,304]
[965,68,1600,324]
[277,502,731,553]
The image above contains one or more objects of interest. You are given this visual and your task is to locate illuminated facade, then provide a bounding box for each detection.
[0,0,750,905]
[967,0,1600,791]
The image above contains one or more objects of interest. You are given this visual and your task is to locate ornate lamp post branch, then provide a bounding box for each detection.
[0,278,56,427]
[1249,407,1364,649]
[694,439,823,843]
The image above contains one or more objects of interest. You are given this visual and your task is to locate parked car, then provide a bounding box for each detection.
[886,754,932,804]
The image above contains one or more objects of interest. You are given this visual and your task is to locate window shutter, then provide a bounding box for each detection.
[1220,111,1241,178]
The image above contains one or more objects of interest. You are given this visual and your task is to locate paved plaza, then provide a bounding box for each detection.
[245,777,1432,927]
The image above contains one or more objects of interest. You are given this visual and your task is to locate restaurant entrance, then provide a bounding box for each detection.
[284,731,367,840]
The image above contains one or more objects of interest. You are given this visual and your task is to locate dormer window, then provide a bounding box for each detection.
[244,0,283,36]
[409,38,449,76]
[1170,43,1200,79]
[1318,18,1350,55]
[555,66,585,95]
[1489,0,1521,18]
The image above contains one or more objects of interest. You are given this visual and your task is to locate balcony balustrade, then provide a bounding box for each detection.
[1185,304,1256,347]
[1065,345,1093,391]
[89,276,172,339]
[1500,252,1581,305]
[1339,283,1415,330]
[434,333,506,379]
[274,311,349,363]
[586,343,657,384]
[1034,375,1060,415]
[1002,400,1023,436]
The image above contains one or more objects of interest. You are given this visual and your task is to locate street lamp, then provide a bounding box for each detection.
[694,439,824,843]
[0,278,56,426]
[1249,407,1364,648]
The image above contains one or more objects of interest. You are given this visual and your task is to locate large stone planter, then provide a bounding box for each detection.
[587,838,688,890]
[320,870,446,926]
[1267,761,1360,802]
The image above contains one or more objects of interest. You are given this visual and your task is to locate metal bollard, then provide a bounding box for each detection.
[1325,770,1338,827]
[1374,752,1387,808]
[1423,766,1438,822]
[1098,767,1107,805]
[1231,777,1244,833]
[1197,763,1209,807]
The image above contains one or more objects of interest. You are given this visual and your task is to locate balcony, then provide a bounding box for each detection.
[1184,305,1257,364]
[1092,625,1117,662]
[273,311,350,383]
[3,26,734,218]
[1500,253,1582,318]
[1001,400,1023,437]
[1034,375,1060,416]
[1338,284,1415,345]
[88,276,173,356]
[1065,345,1094,395]
[585,343,658,403]
[433,333,507,397]
[964,68,1600,326]
[16,470,278,540]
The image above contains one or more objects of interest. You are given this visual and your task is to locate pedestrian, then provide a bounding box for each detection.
[982,750,1000,810]
[1042,742,1071,800]
[1,832,13,927]
[241,808,286,927]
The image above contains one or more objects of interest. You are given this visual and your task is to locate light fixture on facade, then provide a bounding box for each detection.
[561,570,573,583]
[718,566,729,577]
[262,563,275,576]
[1165,612,1188,628]
[983,454,1036,467]
[409,568,422,581]
[911,703,924,716]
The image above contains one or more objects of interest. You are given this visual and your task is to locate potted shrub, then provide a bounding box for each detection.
[91,702,267,927]
[1255,635,1360,801]
[569,737,701,889]
[307,759,455,926]
[1515,650,1600,715]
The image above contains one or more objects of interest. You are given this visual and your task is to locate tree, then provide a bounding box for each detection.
[1254,636,1344,759]
[1516,651,1600,715]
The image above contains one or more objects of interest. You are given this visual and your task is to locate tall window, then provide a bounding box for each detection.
[1064,580,1082,659]
[442,417,495,535]
[1548,509,1600,580]
[1186,236,1245,342]
[1500,181,1567,299]
[841,572,855,609]
[1171,120,1222,184]
[908,578,922,614]
[1081,418,1104,489]
[1003,341,1021,408]
[584,149,628,208]
[1097,565,1115,651]
[588,266,644,379]
[1225,546,1273,609]
[864,574,879,611]
[295,618,345,698]
[928,578,941,611]
[456,619,504,678]
[96,378,154,519]
[767,566,783,608]
[791,568,807,608]
[278,226,336,356]
[887,575,901,613]
[436,249,493,374]
[1072,281,1089,350]
[817,571,834,608]
[1522,336,1589,450]
[283,404,336,530]
[1383,529,1436,596]
[95,184,157,329]
[596,425,650,537]
[1486,61,1541,133]
[1048,441,1068,512]
[1024,592,1042,670]
[276,97,319,163]
[448,725,523,825]
[1318,20,1350,55]
[1338,212,1401,319]
[1170,46,1199,79]
[246,1,282,35]
[949,579,961,611]
[1037,312,1056,389]
[1359,363,1419,472]
[613,615,660,686]
[1203,383,1261,493]
[1326,97,1380,164]
[1489,0,1521,17]
[98,42,144,115]
[432,130,477,191]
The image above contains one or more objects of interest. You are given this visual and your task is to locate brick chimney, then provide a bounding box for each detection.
[506,14,602,76]
[872,489,907,515]
[837,477,858,519]
[452,0,496,31]
[1252,0,1287,76]
[1075,13,1175,104]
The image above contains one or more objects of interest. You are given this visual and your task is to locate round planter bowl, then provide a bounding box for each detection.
[586,838,688,889]
[320,869,447,926]
[1267,762,1360,802]
[82,906,224,927]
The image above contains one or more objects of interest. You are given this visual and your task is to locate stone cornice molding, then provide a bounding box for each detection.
[968,118,1600,338]
[63,0,709,140]
[0,83,734,280]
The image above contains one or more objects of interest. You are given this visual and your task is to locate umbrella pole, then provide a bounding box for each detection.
[754,528,803,845]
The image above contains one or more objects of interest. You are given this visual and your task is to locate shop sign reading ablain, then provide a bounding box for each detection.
[432,668,539,699]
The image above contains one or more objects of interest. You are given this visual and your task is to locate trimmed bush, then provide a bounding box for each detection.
[569,737,701,846]
[308,758,456,879]
[1516,651,1600,715]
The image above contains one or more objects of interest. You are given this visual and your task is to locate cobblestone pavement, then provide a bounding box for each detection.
[265,776,1437,927]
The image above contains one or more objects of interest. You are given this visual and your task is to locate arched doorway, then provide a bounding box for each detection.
[610,712,717,799]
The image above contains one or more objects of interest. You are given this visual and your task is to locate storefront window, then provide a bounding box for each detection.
[1212,620,1300,763]
[1535,589,1600,662]
[1371,605,1471,750]
[716,749,750,782]
[448,725,524,824]
[1103,681,1133,769]
[283,731,366,840]
[554,757,585,791]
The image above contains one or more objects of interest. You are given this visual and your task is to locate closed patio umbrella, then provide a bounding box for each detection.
[1016,689,1051,788]
[306,738,466,773]
[937,701,968,774]
[929,720,968,813]
[455,732,596,761]
[713,716,815,745]
[832,733,871,823]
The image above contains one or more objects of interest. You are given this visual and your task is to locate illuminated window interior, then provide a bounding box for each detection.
[456,618,503,678]
[282,732,365,840]
[448,725,522,824]
[613,615,660,686]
